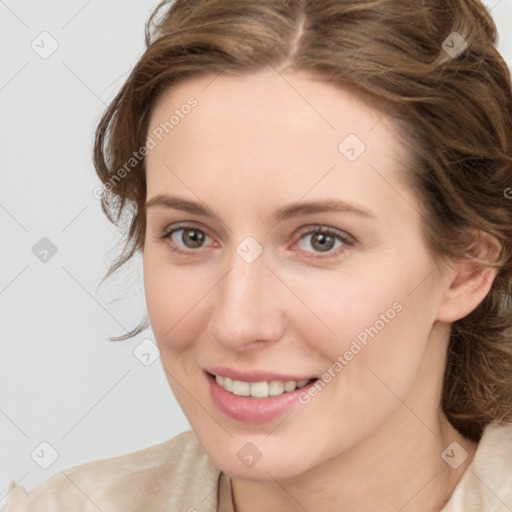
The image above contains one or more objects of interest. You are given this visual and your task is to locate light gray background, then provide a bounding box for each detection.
[1,0,511,507]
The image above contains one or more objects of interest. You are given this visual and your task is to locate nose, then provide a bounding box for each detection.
[207,249,286,352]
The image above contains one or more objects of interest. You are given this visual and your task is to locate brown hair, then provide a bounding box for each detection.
[93,0,512,442]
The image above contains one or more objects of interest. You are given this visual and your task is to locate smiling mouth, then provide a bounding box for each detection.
[207,372,317,399]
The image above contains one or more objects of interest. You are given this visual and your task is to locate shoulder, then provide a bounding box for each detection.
[441,421,512,511]
[3,430,221,512]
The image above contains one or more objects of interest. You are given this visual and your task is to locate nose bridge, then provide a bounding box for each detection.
[208,247,283,350]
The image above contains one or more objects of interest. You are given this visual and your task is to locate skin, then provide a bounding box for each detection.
[143,68,497,512]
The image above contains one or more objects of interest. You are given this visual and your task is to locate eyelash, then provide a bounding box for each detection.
[160,223,355,259]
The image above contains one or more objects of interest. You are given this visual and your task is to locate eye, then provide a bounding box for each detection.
[162,224,214,253]
[160,223,353,258]
[296,226,353,257]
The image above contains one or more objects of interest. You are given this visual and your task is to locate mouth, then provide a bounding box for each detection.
[207,372,316,399]
[205,370,319,423]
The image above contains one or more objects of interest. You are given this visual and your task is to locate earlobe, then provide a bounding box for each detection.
[436,231,501,323]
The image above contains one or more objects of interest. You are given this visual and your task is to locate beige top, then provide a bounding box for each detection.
[4,423,512,511]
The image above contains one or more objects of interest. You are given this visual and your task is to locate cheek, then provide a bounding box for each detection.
[285,266,438,456]
[143,254,210,352]
[144,267,198,363]
[288,258,437,391]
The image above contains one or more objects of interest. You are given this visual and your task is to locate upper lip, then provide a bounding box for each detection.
[206,367,317,383]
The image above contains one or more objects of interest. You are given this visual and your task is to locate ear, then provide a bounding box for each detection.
[436,231,501,323]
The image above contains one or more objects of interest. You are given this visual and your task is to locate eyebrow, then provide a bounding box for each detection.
[145,194,376,222]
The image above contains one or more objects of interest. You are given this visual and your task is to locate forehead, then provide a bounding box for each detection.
[145,69,410,213]
[147,68,399,156]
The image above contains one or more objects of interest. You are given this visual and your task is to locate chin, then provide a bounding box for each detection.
[197,432,317,481]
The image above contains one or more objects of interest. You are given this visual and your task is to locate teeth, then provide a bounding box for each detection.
[269,380,284,396]
[284,380,297,392]
[250,381,269,398]
[215,375,312,398]
[232,380,250,396]
[223,377,233,392]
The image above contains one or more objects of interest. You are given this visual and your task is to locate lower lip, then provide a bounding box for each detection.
[206,372,317,424]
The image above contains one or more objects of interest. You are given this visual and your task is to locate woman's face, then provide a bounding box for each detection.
[143,69,452,480]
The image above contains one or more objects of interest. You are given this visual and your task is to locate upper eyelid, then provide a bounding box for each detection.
[162,221,212,236]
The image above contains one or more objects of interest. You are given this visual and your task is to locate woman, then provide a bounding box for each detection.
[5,0,512,510]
